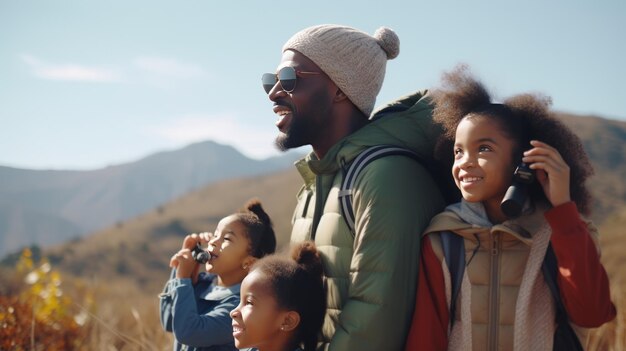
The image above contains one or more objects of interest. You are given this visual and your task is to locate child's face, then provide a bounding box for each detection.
[230,270,291,350]
[206,215,252,277]
[453,115,516,209]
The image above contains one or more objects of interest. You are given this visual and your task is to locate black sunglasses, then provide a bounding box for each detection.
[262,66,321,94]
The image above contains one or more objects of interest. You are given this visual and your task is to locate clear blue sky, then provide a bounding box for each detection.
[1,1,624,170]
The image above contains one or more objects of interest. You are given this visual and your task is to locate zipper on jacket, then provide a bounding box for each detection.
[310,175,324,240]
[301,191,312,218]
[488,234,501,351]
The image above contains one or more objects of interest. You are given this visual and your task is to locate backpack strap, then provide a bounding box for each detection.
[440,231,465,327]
[541,243,584,351]
[338,145,421,236]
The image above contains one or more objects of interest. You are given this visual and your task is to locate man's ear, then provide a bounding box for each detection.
[280,311,301,332]
[334,89,349,103]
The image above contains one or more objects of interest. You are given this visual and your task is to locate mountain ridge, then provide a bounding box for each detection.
[0,140,302,257]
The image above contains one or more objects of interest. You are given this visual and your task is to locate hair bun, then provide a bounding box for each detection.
[245,198,262,213]
[291,241,323,276]
[374,27,400,60]
[245,198,272,225]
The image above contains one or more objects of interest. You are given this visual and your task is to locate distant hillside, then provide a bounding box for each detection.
[40,167,303,293]
[0,141,301,257]
[557,114,626,221]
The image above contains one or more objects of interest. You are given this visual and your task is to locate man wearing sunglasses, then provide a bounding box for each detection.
[263,24,445,351]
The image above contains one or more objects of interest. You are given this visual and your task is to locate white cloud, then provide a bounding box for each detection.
[147,114,280,159]
[19,54,206,85]
[133,57,207,79]
[20,54,121,82]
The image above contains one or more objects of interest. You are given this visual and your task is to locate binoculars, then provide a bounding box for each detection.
[191,243,211,264]
[500,162,535,218]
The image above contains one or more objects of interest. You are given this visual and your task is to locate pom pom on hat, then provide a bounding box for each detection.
[374,27,400,60]
[283,24,400,116]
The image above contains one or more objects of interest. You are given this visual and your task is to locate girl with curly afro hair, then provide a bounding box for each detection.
[404,65,615,351]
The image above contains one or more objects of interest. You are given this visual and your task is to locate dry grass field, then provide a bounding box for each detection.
[585,208,626,350]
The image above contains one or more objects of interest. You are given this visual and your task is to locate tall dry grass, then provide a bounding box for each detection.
[78,282,172,351]
[0,250,172,350]
[3,208,625,350]
[586,209,626,350]
[587,284,625,350]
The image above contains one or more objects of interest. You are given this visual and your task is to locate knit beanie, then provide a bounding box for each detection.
[282,24,400,116]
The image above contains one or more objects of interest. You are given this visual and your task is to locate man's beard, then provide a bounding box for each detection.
[274,113,310,151]
[274,90,331,152]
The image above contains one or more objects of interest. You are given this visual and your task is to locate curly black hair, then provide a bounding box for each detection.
[431,65,594,215]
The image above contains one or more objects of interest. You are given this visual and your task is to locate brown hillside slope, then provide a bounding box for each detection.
[558,114,626,222]
[45,168,302,293]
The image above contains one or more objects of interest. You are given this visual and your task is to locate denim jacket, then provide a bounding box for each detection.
[160,270,240,351]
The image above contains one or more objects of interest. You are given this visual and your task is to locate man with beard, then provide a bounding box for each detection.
[262,24,445,350]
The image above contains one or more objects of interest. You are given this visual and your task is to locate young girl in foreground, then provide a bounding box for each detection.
[230,241,326,351]
[160,199,276,351]
[405,66,616,351]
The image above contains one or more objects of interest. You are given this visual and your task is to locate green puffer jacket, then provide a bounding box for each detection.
[289,90,446,351]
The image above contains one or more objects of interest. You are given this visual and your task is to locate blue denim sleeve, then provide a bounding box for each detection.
[159,268,177,332]
[168,278,239,347]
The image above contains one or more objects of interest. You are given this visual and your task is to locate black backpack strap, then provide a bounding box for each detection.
[542,243,584,351]
[338,145,421,236]
[440,231,465,327]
